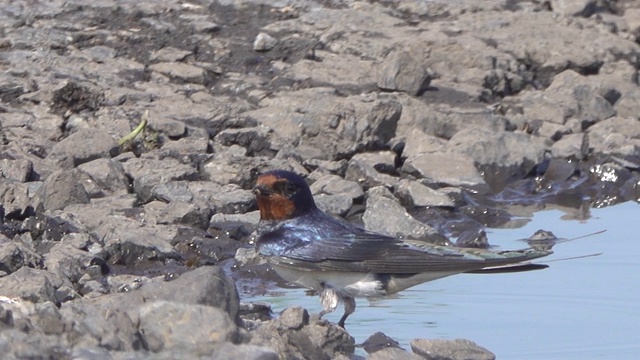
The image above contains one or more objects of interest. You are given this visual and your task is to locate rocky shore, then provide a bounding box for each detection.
[1,0,639,359]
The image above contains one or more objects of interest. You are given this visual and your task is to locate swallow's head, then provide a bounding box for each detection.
[253,170,316,221]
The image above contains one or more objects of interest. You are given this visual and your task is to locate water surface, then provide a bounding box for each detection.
[249,201,640,359]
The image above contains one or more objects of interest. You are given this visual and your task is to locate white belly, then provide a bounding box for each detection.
[271,263,460,298]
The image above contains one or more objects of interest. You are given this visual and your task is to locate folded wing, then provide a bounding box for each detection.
[275,231,552,274]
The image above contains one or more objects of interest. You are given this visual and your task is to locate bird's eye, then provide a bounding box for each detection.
[285,183,297,194]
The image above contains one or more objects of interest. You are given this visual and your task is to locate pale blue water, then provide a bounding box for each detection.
[249,201,640,359]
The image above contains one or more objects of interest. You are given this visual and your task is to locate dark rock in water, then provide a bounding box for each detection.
[250,306,355,360]
[361,331,401,354]
[410,338,496,360]
[456,229,489,249]
[542,158,578,182]
[526,229,560,251]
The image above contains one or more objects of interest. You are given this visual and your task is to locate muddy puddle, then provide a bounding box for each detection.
[244,201,640,359]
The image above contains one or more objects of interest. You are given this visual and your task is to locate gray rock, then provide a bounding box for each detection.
[150,47,193,62]
[78,158,130,197]
[447,128,547,188]
[410,338,495,360]
[157,201,212,230]
[210,343,279,360]
[210,211,260,235]
[95,219,179,266]
[550,0,596,17]
[234,247,264,267]
[34,169,90,211]
[60,304,141,352]
[151,181,194,203]
[363,187,444,242]
[247,91,401,160]
[395,179,454,208]
[253,32,278,51]
[532,70,617,125]
[0,241,44,276]
[587,116,640,156]
[213,187,256,214]
[401,130,447,159]
[44,242,95,288]
[215,127,271,156]
[149,62,207,84]
[201,153,292,188]
[138,300,238,355]
[0,267,58,303]
[350,151,397,176]
[345,153,399,189]
[31,301,66,335]
[397,99,510,141]
[137,266,240,320]
[368,347,423,360]
[551,133,587,159]
[81,45,117,63]
[314,193,353,217]
[0,181,32,218]
[0,329,71,359]
[378,49,431,95]
[148,116,187,138]
[57,196,136,232]
[279,306,309,330]
[0,158,33,182]
[449,128,546,171]
[122,156,199,203]
[304,159,348,176]
[161,135,210,155]
[402,152,486,188]
[250,311,355,360]
[47,128,118,168]
[310,174,364,200]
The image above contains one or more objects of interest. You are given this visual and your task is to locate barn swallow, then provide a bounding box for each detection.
[252,170,552,328]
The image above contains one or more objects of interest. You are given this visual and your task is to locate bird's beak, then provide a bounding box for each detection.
[253,185,273,196]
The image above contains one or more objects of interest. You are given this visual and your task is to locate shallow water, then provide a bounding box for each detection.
[248,201,640,359]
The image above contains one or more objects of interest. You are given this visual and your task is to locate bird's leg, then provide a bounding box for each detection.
[319,288,339,319]
[337,296,356,329]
